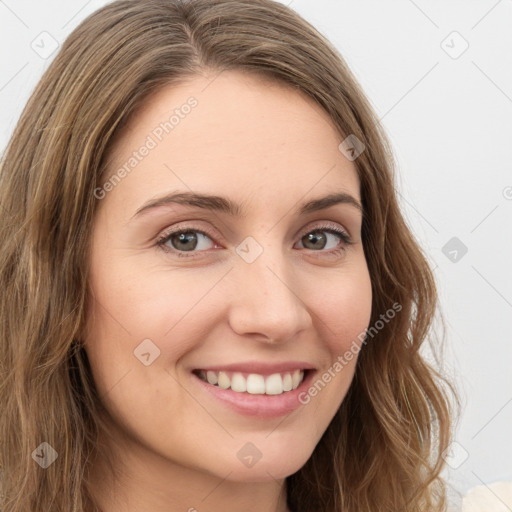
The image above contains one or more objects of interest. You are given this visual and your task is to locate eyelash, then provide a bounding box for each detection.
[156,223,354,259]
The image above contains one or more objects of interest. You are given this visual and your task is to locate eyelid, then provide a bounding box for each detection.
[155,219,354,256]
[298,222,354,249]
[298,219,352,238]
[155,223,220,249]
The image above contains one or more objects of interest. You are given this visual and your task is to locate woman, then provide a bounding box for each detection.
[0,0,457,510]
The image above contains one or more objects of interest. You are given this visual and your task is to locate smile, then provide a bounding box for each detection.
[194,369,306,395]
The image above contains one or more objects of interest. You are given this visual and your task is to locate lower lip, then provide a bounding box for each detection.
[191,370,315,418]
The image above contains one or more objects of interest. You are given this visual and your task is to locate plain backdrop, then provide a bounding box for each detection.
[1,0,511,509]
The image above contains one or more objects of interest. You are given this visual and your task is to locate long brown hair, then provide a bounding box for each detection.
[0,0,457,510]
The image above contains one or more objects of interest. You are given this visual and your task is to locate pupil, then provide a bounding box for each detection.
[305,232,326,250]
[173,232,197,251]
[170,231,327,252]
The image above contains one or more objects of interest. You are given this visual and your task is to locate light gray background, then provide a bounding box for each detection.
[1,0,511,509]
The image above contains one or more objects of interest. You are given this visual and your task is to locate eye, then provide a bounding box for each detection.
[156,227,218,257]
[296,224,353,256]
[156,223,354,258]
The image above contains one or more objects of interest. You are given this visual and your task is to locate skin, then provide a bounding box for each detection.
[83,70,372,512]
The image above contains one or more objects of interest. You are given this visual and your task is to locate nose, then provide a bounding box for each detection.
[227,247,312,344]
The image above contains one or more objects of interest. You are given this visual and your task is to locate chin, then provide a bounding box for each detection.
[203,443,314,483]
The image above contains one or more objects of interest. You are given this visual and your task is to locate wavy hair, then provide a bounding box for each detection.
[0,0,457,510]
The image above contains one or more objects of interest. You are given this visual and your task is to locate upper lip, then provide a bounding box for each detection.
[193,361,315,375]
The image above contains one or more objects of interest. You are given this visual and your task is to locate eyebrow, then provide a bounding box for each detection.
[131,190,363,219]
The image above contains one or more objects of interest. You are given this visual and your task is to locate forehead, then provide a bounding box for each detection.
[102,70,360,217]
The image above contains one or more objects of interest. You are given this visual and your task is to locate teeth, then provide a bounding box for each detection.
[197,369,305,395]
[206,371,218,385]
[217,371,230,389]
[292,369,302,389]
[282,373,293,392]
[265,373,283,395]
[246,374,266,394]
[230,372,247,392]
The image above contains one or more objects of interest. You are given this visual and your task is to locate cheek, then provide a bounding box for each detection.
[83,259,231,396]
[86,248,214,342]
[293,259,372,418]
[81,265,210,448]
[312,261,373,355]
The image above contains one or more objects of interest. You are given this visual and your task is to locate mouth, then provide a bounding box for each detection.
[192,368,310,396]
[191,365,316,418]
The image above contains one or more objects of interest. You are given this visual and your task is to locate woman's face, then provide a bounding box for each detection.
[84,70,372,485]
